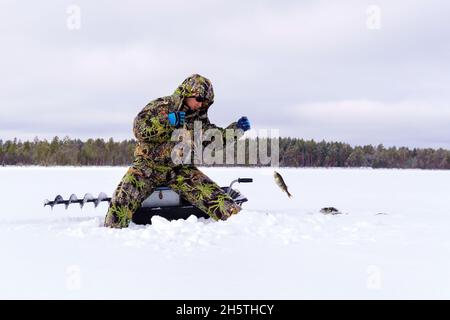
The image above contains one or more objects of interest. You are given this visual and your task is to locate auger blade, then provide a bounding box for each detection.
[64,194,77,209]
[43,193,111,210]
[44,199,55,209]
[81,193,94,209]
[95,192,110,208]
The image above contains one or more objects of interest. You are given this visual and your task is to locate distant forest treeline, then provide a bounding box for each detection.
[0,137,449,169]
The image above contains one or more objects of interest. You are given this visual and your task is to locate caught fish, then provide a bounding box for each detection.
[273,171,292,198]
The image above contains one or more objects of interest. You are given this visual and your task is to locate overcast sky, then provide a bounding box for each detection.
[1,0,449,148]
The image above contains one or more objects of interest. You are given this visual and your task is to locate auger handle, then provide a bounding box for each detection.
[228,178,253,194]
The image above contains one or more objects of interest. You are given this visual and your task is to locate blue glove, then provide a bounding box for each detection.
[237,116,251,132]
[168,111,185,127]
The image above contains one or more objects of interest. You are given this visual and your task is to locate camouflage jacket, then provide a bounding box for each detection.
[133,74,241,164]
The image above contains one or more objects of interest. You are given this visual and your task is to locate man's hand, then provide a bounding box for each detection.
[168,111,186,127]
[237,116,251,132]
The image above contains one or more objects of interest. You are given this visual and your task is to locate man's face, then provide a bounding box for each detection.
[184,97,205,111]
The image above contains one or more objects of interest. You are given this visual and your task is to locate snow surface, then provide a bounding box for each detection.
[1,166,449,299]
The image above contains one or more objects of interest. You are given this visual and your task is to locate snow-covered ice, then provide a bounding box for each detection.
[1,167,449,299]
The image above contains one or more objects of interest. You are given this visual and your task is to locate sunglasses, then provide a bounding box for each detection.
[193,96,207,103]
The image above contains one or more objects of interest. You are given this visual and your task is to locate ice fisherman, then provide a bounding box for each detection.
[104,74,251,228]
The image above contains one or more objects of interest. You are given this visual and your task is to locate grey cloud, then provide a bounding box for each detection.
[0,0,449,149]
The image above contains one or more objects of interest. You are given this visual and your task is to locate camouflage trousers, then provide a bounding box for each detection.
[104,160,241,228]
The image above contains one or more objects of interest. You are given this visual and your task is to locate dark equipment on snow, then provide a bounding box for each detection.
[320,207,341,215]
[44,177,253,225]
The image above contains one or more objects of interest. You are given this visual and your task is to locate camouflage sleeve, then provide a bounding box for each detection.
[133,99,173,143]
[200,111,244,147]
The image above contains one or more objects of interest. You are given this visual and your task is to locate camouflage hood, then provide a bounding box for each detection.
[173,74,214,111]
